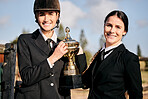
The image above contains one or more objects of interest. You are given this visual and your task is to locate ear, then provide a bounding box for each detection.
[35,12,38,23]
[56,19,60,24]
[56,12,60,18]
[35,19,38,23]
[122,31,126,36]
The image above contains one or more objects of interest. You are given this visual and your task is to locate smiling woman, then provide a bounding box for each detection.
[15,0,87,99]
[104,13,127,47]
[82,10,143,99]
[36,11,59,37]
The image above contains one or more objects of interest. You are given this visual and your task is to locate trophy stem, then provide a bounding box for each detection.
[68,58,75,69]
[64,56,80,76]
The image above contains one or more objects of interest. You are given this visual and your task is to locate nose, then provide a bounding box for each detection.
[110,27,116,33]
[44,14,50,22]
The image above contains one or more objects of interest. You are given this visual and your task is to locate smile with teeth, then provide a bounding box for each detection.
[107,33,116,37]
[43,23,51,26]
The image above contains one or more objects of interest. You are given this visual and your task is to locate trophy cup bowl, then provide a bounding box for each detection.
[59,27,83,91]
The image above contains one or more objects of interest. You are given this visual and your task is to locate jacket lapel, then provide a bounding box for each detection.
[93,44,126,80]
[32,29,52,56]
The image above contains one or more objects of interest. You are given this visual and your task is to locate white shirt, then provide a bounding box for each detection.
[39,29,57,68]
[101,42,123,59]
[39,29,57,47]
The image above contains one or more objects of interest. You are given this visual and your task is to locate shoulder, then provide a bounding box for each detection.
[115,44,139,67]
[18,29,39,41]
[17,34,32,45]
[123,49,138,60]
[117,44,138,60]
[121,48,139,67]
[18,33,32,40]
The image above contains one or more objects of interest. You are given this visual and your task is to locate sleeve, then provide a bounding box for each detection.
[75,53,93,88]
[75,53,87,74]
[124,54,143,99]
[47,58,54,68]
[81,63,94,89]
[81,56,98,89]
[17,35,53,86]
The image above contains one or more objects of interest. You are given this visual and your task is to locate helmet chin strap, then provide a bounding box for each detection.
[50,22,59,31]
[50,19,60,31]
[38,19,60,32]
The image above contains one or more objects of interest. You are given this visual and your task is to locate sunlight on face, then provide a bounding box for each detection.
[104,15,126,47]
[36,11,59,33]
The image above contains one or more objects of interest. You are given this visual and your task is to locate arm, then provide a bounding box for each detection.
[75,45,87,73]
[75,54,87,74]
[81,50,100,88]
[124,54,143,99]
[81,64,93,89]
[81,56,98,88]
[48,41,68,64]
[17,35,67,86]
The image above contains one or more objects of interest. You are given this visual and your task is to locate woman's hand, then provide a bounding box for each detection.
[48,41,68,64]
[77,45,84,55]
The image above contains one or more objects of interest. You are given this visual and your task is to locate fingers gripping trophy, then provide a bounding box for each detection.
[59,27,83,91]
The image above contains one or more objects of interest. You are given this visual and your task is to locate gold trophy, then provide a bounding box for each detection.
[63,27,79,76]
[59,27,83,90]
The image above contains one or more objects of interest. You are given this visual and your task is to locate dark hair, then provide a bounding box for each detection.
[104,10,129,32]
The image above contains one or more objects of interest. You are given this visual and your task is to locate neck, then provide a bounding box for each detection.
[41,29,54,38]
[106,41,121,48]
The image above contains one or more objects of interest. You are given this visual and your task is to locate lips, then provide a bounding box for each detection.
[106,33,116,37]
[41,22,53,31]
[43,23,51,26]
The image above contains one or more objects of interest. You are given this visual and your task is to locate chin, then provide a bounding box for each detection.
[43,28,52,31]
[106,38,115,42]
[106,40,116,45]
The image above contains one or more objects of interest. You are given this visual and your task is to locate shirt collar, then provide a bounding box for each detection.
[39,28,57,43]
[101,41,123,52]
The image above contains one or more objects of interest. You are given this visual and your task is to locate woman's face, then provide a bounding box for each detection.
[104,15,126,47]
[36,11,59,33]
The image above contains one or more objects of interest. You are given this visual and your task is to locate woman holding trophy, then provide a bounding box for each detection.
[16,0,87,99]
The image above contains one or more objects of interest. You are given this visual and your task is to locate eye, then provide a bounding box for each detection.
[39,12,45,16]
[116,25,121,29]
[105,23,112,27]
[48,11,54,15]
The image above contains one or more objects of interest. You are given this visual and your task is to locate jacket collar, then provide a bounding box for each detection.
[93,44,126,80]
[39,29,57,43]
[32,29,52,56]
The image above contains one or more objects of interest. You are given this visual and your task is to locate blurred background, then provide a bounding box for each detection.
[0,0,148,98]
[0,0,148,57]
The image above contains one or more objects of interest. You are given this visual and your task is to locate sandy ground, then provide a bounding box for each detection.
[71,88,89,99]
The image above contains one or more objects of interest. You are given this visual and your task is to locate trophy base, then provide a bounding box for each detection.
[59,74,83,89]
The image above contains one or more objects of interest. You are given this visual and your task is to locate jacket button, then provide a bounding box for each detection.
[50,83,54,86]
[51,74,54,77]
[50,72,54,76]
